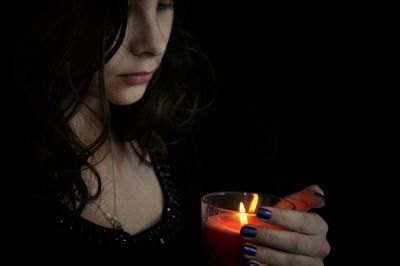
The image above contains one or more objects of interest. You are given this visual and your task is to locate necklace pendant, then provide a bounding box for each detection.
[109,216,123,230]
[100,209,123,230]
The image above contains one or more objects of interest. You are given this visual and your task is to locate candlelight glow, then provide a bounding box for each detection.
[239,202,248,225]
[249,193,259,213]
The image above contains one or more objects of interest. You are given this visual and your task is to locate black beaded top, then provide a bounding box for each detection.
[53,148,184,254]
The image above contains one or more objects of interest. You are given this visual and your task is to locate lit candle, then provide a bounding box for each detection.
[203,194,264,266]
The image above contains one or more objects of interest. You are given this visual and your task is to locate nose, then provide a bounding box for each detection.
[126,15,170,58]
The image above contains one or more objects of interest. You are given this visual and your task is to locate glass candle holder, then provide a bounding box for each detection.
[201,191,296,266]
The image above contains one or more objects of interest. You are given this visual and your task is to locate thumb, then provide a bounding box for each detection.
[276,185,326,212]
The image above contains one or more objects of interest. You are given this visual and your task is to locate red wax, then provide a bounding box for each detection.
[203,213,265,266]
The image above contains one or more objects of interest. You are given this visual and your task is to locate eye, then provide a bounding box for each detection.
[157,1,174,11]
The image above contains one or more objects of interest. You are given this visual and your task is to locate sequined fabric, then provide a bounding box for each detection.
[55,148,183,253]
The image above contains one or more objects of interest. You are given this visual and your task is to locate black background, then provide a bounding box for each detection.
[176,1,368,265]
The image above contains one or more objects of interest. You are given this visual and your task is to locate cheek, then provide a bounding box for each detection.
[160,17,174,43]
[103,47,124,72]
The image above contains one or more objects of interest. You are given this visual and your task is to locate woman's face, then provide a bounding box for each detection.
[89,0,174,106]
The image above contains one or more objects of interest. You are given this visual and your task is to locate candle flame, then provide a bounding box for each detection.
[249,193,259,213]
[239,202,248,225]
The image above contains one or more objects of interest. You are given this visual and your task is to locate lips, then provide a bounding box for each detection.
[119,69,156,86]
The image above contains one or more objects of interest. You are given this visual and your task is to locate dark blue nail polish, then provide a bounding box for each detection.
[257,207,272,219]
[243,244,257,256]
[248,262,259,266]
[240,225,257,238]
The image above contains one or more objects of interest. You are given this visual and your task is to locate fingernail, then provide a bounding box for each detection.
[248,262,259,266]
[314,192,326,203]
[256,207,272,219]
[240,225,257,238]
[243,244,257,256]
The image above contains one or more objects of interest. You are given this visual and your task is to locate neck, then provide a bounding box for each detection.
[68,93,107,146]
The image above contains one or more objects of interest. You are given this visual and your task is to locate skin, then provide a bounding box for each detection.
[242,185,331,266]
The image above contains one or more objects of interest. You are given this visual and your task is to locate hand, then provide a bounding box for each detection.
[240,185,330,266]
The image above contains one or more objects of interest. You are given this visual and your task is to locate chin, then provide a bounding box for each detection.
[108,84,148,106]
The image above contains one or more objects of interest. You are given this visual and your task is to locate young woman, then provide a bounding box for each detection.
[2,0,330,265]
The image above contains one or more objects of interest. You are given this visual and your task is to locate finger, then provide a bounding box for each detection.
[256,207,329,235]
[242,243,322,266]
[273,197,298,210]
[282,184,326,211]
[241,224,331,257]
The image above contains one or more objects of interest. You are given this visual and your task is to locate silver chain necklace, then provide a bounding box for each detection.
[95,144,123,231]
